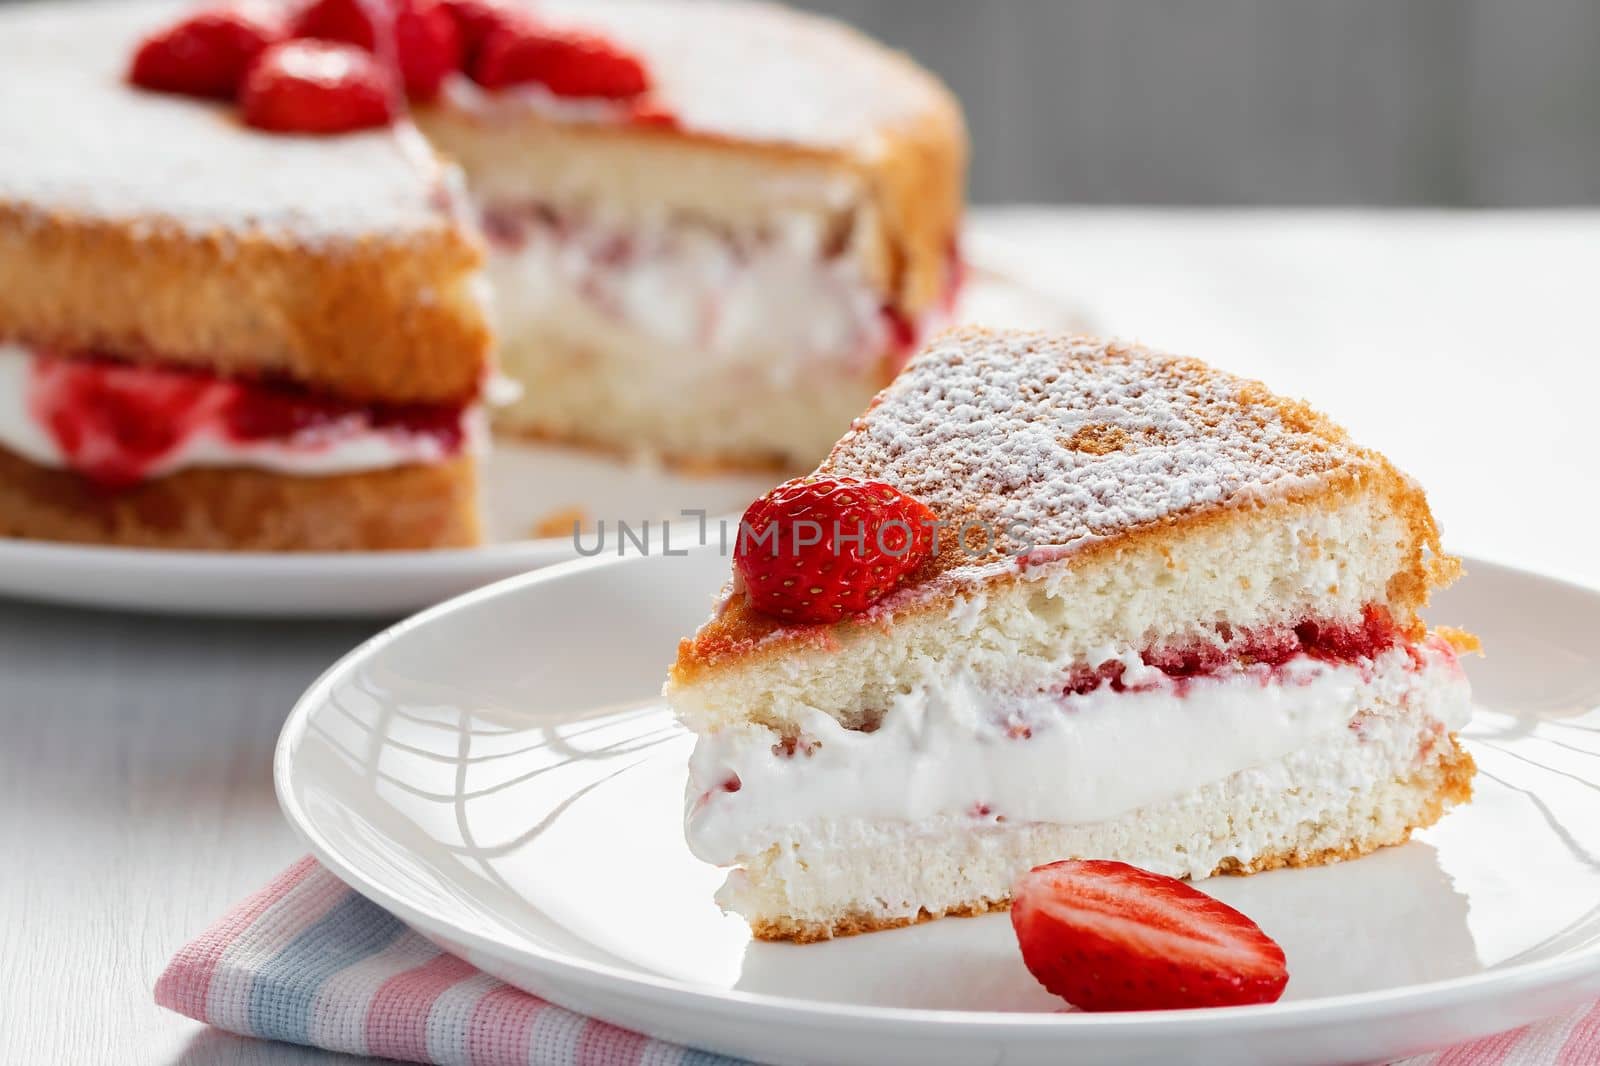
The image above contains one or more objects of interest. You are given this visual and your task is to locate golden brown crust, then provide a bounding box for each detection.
[0,203,490,405]
[1435,625,1484,656]
[0,446,479,550]
[860,92,967,316]
[749,896,1009,945]
[749,737,1477,943]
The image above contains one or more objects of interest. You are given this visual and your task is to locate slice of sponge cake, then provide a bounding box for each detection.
[667,329,1476,941]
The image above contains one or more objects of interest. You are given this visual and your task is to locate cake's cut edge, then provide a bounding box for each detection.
[422,0,967,313]
[745,736,1476,943]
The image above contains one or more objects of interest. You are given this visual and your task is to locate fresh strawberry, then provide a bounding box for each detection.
[240,40,397,134]
[127,5,287,99]
[472,19,650,98]
[1011,860,1289,1012]
[734,476,935,624]
[392,0,461,99]
[440,0,515,68]
[292,0,461,100]
[290,0,384,51]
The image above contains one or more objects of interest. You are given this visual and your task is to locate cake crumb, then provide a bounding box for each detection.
[532,506,590,539]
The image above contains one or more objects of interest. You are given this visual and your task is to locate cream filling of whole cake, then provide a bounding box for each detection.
[482,203,904,383]
[686,640,1471,866]
[0,343,484,483]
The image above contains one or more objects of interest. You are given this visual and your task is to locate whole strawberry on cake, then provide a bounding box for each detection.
[666,329,1478,942]
[0,0,966,550]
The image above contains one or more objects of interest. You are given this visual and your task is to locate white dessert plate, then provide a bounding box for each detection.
[276,547,1600,1066]
[0,258,1079,617]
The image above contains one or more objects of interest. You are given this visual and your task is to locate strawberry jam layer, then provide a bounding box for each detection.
[1062,605,1403,698]
[5,347,473,488]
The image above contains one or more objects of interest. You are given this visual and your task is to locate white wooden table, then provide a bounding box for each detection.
[3,209,1597,1064]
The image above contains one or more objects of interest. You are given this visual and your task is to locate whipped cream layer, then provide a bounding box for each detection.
[0,344,483,485]
[482,202,907,381]
[686,641,1471,865]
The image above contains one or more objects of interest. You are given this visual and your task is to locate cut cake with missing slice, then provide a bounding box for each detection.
[665,328,1477,942]
[0,0,489,550]
[418,0,966,469]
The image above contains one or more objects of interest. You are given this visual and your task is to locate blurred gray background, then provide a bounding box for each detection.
[789,0,1600,205]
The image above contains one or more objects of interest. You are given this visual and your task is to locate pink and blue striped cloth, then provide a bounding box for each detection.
[157,857,1600,1066]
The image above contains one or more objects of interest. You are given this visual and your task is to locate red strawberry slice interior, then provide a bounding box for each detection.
[1011,859,1289,1012]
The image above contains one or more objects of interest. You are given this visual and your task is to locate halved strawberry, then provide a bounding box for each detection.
[392,0,461,100]
[440,0,515,69]
[1011,860,1289,1011]
[127,5,287,99]
[733,476,935,624]
[472,19,650,98]
[293,0,461,100]
[290,0,384,51]
[240,40,397,134]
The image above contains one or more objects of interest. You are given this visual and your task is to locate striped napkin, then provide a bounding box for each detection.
[157,857,1600,1066]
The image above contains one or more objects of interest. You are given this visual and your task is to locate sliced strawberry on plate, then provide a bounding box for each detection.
[734,476,936,624]
[1011,859,1289,1012]
[240,40,397,134]
[472,19,650,98]
[128,4,287,99]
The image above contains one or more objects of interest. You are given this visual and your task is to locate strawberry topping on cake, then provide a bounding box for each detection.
[128,5,288,98]
[440,0,513,66]
[734,476,935,624]
[291,0,387,52]
[472,20,651,98]
[293,0,463,101]
[127,0,663,133]
[241,40,398,133]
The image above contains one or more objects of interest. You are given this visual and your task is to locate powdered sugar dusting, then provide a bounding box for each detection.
[822,329,1372,585]
[0,1,458,240]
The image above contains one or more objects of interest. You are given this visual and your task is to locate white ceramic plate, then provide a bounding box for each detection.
[277,547,1600,1065]
[0,259,1079,618]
